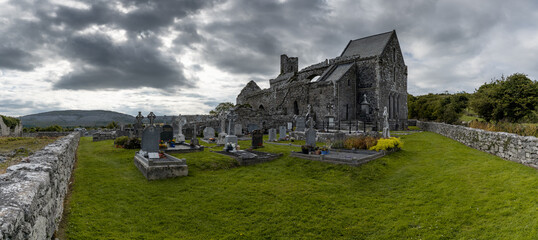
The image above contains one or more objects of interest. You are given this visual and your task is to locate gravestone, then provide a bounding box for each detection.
[305,128,317,147]
[295,116,306,132]
[135,111,144,138]
[287,122,293,130]
[305,109,317,147]
[234,124,242,136]
[174,115,187,143]
[141,116,159,153]
[247,123,259,133]
[251,129,263,148]
[382,106,391,138]
[160,125,174,142]
[225,109,238,145]
[268,128,277,142]
[191,123,199,145]
[203,127,215,140]
[278,126,287,140]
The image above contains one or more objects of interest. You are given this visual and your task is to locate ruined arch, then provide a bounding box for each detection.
[259,105,265,110]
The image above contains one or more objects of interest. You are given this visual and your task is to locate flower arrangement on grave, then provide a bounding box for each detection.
[158,151,165,158]
[320,146,329,155]
[169,139,176,148]
[159,140,167,149]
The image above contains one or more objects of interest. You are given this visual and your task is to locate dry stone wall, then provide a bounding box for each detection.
[417,121,538,168]
[0,132,80,239]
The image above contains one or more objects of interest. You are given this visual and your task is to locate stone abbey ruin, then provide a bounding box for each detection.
[237,30,408,131]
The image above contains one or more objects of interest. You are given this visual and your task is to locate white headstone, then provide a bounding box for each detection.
[268,128,277,142]
[203,127,215,139]
[234,124,242,136]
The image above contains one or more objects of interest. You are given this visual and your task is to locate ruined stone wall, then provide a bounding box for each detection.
[417,121,538,168]
[0,132,80,239]
[0,119,23,137]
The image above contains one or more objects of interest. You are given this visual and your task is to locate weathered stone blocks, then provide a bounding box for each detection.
[0,132,80,239]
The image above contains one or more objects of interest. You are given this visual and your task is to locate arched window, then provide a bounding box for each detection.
[293,101,299,115]
[259,105,265,110]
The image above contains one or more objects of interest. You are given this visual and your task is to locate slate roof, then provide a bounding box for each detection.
[340,31,394,58]
[323,63,354,83]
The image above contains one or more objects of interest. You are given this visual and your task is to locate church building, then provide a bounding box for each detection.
[236,30,408,130]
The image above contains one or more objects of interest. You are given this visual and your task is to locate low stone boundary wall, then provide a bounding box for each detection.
[417,121,538,168]
[0,132,80,239]
[22,132,71,138]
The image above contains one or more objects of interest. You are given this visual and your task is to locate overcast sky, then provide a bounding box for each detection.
[1,0,537,117]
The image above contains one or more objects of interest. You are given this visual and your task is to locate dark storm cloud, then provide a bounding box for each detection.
[191,0,332,76]
[2,0,220,91]
[0,47,39,71]
[53,33,192,90]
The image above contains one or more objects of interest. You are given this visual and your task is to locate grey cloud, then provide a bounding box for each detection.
[53,33,192,90]
[0,47,39,71]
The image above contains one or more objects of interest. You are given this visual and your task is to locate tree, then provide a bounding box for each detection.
[470,73,538,122]
[106,121,119,129]
[407,92,469,124]
[209,102,235,116]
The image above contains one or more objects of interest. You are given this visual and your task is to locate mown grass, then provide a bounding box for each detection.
[0,137,58,173]
[64,133,538,239]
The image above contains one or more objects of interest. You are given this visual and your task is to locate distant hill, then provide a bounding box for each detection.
[20,110,135,127]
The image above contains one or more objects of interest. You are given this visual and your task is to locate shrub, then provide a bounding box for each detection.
[343,136,378,150]
[124,137,141,149]
[330,140,345,149]
[369,137,403,152]
[468,120,538,137]
[114,136,129,146]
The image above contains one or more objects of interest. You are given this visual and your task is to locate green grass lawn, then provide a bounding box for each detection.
[63,132,538,239]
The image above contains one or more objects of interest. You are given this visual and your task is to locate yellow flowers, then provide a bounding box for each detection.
[369,137,403,152]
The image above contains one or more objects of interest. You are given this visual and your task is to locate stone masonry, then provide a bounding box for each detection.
[0,132,80,239]
[417,121,538,168]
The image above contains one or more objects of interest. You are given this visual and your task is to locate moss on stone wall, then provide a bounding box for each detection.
[1,115,20,129]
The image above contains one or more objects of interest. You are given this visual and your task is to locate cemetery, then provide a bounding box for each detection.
[2,103,538,238]
[0,26,537,239]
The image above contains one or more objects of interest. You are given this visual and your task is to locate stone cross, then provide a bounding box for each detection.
[219,111,227,134]
[136,111,144,126]
[148,112,156,125]
[227,109,238,135]
[176,115,187,133]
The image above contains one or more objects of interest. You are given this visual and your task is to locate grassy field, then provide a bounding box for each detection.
[0,137,58,173]
[63,132,538,239]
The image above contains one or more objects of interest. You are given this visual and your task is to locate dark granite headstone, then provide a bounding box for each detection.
[141,126,160,152]
[251,130,263,148]
[160,125,173,142]
[295,116,306,131]
[305,128,317,147]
